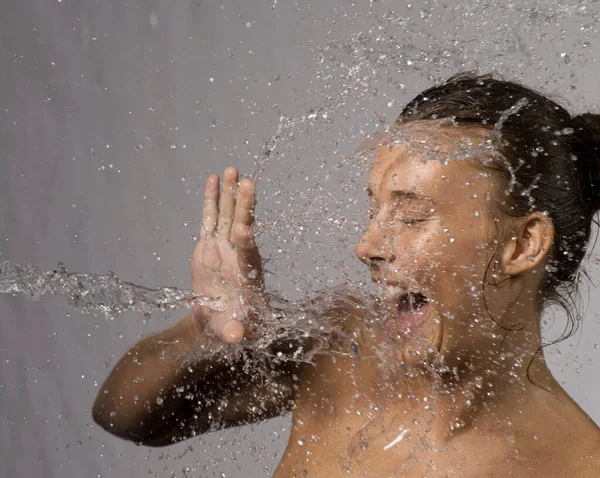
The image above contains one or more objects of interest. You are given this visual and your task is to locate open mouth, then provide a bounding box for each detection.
[377,285,431,334]
[397,291,429,315]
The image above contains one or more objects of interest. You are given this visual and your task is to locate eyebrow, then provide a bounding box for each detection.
[366,186,438,204]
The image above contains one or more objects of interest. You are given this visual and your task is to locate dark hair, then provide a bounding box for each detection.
[397,72,600,341]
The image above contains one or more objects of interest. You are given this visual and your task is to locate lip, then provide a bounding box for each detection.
[372,276,397,285]
[371,276,423,298]
[371,277,409,289]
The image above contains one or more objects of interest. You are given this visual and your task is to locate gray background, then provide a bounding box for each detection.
[1,1,600,477]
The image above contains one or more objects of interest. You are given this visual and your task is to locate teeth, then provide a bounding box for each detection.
[377,283,429,311]
[381,285,409,300]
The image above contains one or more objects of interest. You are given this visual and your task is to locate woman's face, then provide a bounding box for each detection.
[354,123,506,369]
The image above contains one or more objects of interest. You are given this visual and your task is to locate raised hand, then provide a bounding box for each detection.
[191,167,265,344]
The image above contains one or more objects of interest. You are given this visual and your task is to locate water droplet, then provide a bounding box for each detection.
[149,12,158,29]
[560,52,571,64]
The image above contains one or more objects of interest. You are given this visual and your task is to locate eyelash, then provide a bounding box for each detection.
[367,210,429,225]
[402,218,426,225]
[368,201,433,225]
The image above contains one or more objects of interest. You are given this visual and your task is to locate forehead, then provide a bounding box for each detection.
[366,123,494,195]
[373,121,490,156]
[356,120,489,155]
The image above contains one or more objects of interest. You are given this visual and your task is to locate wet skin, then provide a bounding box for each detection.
[277,124,600,476]
[94,124,600,476]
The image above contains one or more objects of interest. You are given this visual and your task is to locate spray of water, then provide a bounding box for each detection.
[0,1,580,387]
[0,261,371,365]
[0,98,527,367]
[0,261,226,320]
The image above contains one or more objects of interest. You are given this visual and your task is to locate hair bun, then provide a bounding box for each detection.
[572,113,600,140]
[571,113,600,208]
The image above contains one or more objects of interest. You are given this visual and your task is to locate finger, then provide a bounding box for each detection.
[193,306,245,344]
[221,320,244,344]
[200,174,219,239]
[217,167,239,239]
[232,178,256,249]
[232,179,262,281]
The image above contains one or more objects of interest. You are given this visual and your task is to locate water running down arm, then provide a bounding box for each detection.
[92,311,300,446]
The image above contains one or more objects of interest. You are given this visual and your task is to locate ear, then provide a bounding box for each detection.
[501,212,554,276]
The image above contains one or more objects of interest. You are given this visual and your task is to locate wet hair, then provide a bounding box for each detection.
[397,72,600,342]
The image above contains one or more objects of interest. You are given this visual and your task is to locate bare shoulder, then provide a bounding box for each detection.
[561,432,600,477]
[570,421,600,476]
[574,454,600,477]
[531,391,600,476]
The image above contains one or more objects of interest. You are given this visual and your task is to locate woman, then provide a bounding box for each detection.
[93,73,600,476]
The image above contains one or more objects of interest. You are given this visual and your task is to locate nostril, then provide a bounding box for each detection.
[368,258,385,271]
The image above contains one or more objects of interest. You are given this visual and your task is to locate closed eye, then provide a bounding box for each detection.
[402,217,435,225]
[403,218,424,224]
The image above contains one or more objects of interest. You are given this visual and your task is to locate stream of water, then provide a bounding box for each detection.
[0,261,226,320]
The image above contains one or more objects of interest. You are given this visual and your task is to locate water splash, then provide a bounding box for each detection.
[183,286,370,368]
[490,97,530,146]
[0,261,226,320]
[0,261,370,365]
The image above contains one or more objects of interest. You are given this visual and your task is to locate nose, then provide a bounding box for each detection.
[354,221,395,265]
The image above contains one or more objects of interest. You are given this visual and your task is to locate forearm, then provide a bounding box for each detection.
[92,312,219,441]
[92,304,322,444]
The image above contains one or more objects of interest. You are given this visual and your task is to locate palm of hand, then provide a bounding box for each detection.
[190,168,264,344]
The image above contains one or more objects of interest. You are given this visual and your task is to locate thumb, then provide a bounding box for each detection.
[194,305,245,345]
[221,319,245,344]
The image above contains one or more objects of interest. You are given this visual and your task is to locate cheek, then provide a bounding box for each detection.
[416,226,493,300]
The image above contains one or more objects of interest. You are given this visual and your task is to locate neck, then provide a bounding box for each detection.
[395,310,561,441]
[318,291,563,443]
